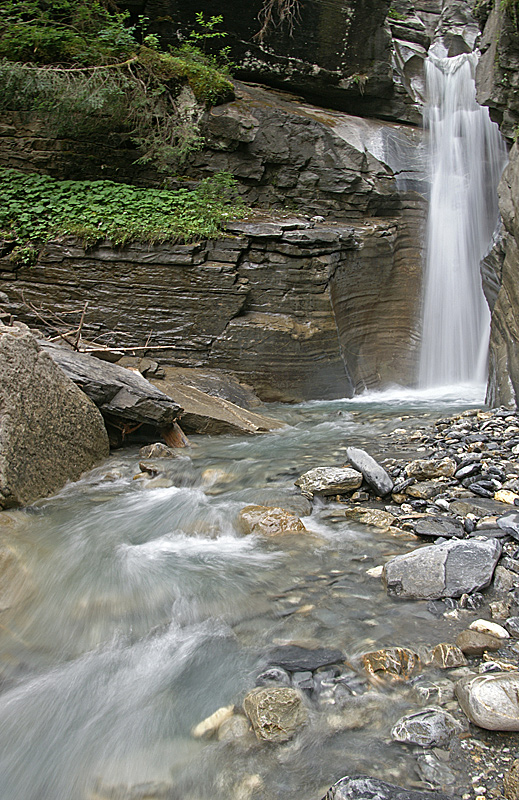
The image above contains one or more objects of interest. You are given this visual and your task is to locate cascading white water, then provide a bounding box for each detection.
[419,52,507,388]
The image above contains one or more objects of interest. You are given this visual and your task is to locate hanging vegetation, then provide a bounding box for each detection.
[0,2,234,172]
[254,0,303,41]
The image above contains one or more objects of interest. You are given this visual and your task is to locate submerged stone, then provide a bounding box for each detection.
[237,505,306,536]
[362,647,420,679]
[243,687,308,742]
[266,645,345,672]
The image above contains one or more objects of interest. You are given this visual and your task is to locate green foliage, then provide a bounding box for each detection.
[0,0,138,65]
[0,46,234,171]
[0,169,248,264]
[0,3,235,172]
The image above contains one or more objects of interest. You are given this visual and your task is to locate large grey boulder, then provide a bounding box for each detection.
[0,324,109,508]
[346,447,393,496]
[322,775,455,800]
[383,538,502,600]
[456,672,519,731]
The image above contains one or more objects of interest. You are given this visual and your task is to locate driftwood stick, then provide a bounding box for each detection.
[74,301,89,351]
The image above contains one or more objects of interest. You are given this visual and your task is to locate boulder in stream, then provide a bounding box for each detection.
[295,467,363,498]
[345,447,393,496]
[322,775,456,800]
[391,707,465,747]
[456,672,519,730]
[0,323,109,508]
[383,538,502,599]
[237,505,306,536]
[243,686,308,742]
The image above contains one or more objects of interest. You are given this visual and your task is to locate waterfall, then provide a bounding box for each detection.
[419,52,507,388]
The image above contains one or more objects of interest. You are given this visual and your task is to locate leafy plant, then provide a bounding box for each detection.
[0,169,248,265]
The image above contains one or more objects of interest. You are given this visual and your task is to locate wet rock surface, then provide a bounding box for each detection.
[322,775,455,800]
[242,686,308,742]
[456,672,519,730]
[0,323,109,508]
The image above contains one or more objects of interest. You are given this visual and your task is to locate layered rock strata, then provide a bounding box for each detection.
[0,213,423,401]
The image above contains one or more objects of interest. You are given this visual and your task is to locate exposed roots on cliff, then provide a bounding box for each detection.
[254,0,302,41]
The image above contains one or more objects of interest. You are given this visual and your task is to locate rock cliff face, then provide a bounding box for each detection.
[0,75,427,400]
[0,211,423,401]
[476,4,519,407]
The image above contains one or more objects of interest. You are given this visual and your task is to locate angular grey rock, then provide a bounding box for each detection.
[295,467,363,498]
[40,340,182,428]
[321,775,455,800]
[456,672,519,731]
[497,512,519,541]
[0,324,109,508]
[391,707,464,747]
[383,538,502,600]
[456,629,501,656]
[346,447,393,496]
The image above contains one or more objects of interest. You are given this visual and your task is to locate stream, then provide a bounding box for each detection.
[0,387,489,800]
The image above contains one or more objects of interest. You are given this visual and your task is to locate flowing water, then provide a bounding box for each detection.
[419,53,507,388]
[0,388,486,800]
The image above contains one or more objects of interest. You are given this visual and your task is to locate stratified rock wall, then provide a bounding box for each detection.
[0,213,424,402]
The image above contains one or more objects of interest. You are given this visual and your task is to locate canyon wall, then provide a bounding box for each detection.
[476,3,519,407]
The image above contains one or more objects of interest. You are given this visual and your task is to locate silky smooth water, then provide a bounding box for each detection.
[419,53,507,388]
[0,390,485,800]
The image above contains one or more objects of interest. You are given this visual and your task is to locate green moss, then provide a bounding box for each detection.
[139,45,234,105]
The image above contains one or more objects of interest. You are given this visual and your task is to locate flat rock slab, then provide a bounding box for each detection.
[41,340,182,428]
[154,366,262,409]
[383,538,502,600]
[346,447,393,496]
[412,516,464,539]
[456,672,519,730]
[450,497,513,518]
[322,775,456,800]
[265,645,345,672]
[152,380,284,436]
